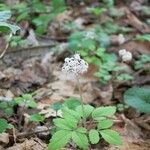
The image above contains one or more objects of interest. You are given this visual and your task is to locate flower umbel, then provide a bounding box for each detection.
[62,54,88,75]
[119,49,132,62]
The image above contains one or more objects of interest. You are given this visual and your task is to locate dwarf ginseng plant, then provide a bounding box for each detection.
[48,54,122,150]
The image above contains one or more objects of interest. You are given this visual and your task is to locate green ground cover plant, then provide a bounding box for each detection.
[49,54,122,150]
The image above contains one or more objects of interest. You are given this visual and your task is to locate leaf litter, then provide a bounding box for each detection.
[0,0,150,149]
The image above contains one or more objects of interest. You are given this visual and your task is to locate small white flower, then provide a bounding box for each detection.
[119,49,132,62]
[62,54,88,76]
[118,34,125,44]
[74,54,80,59]
[119,49,127,56]
[122,51,132,62]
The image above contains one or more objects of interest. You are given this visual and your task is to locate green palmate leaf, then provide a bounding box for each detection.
[22,94,32,99]
[48,130,72,150]
[32,0,47,13]
[76,127,87,133]
[16,11,29,22]
[0,102,7,109]
[63,107,81,122]
[88,7,106,16]
[26,99,37,108]
[134,54,150,70]
[135,34,150,41]
[4,108,14,115]
[98,32,110,48]
[97,119,113,129]
[69,31,83,40]
[14,97,24,105]
[64,98,81,110]
[32,14,53,26]
[76,105,94,118]
[15,94,37,108]
[53,118,77,130]
[32,14,54,34]
[72,131,89,149]
[51,0,66,14]
[89,129,100,144]
[0,119,10,133]
[0,4,9,11]
[82,39,96,50]
[0,101,15,116]
[92,106,116,120]
[100,129,122,146]
[117,73,133,81]
[30,114,45,122]
[0,11,11,21]
[124,87,150,113]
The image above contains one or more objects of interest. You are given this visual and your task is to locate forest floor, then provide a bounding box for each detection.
[0,0,150,150]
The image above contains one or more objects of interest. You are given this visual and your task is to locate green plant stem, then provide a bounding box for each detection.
[18,101,26,131]
[76,75,86,127]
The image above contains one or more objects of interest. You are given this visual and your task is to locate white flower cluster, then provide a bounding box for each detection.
[119,49,132,62]
[118,34,125,44]
[62,54,88,75]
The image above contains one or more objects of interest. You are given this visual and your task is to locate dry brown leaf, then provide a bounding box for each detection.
[121,114,143,139]
[125,8,150,33]
[119,40,150,54]
[0,133,9,145]
[109,139,150,150]
[6,138,48,150]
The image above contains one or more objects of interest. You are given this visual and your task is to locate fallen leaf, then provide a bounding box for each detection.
[0,133,9,145]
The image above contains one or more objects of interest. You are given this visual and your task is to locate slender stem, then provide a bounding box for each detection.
[18,101,27,131]
[76,75,86,127]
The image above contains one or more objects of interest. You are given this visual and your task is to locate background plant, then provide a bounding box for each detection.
[0,100,16,116]
[124,87,150,113]
[117,103,129,112]
[134,54,150,70]
[8,35,27,47]
[0,10,20,132]
[0,118,13,133]
[0,10,20,58]
[11,0,66,35]
[0,10,20,34]
[68,24,133,84]
[135,34,150,42]
[14,93,39,130]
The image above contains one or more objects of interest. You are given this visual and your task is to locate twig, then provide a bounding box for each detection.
[134,118,150,131]
[6,43,56,54]
[18,103,27,131]
[13,127,17,144]
[0,33,12,59]
[16,127,52,138]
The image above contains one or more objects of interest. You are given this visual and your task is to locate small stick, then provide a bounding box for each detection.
[13,127,17,144]
[0,33,12,59]
[16,128,52,138]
